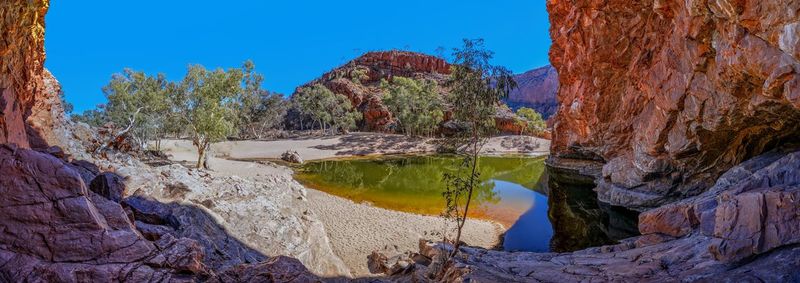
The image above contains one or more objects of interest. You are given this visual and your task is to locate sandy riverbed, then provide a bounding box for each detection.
[159,133,548,276]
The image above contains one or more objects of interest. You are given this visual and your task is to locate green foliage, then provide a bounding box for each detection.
[76,60,288,169]
[236,60,288,139]
[350,68,370,84]
[516,107,546,135]
[85,69,172,148]
[172,64,243,168]
[441,39,516,256]
[72,106,108,127]
[291,84,361,134]
[380,77,444,137]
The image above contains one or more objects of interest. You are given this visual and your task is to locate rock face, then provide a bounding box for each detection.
[0,0,48,148]
[548,0,800,210]
[0,145,210,281]
[505,65,559,119]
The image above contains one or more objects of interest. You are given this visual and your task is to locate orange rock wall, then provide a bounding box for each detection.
[0,0,49,148]
[548,0,800,209]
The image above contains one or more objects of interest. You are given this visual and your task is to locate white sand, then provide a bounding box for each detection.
[158,133,548,276]
[160,132,549,162]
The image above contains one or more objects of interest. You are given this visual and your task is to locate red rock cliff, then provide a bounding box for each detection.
[548,0,800,210]
[293,51,452,132]
[0,0,49,148]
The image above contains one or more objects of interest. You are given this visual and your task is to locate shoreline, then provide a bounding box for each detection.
[158,133,549,277]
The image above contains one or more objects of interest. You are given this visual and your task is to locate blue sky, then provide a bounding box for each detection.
[45,1,552,114]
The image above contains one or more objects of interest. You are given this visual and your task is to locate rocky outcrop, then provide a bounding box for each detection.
[0,145,210,281]
[505,65,559,119]
[26,69,95,160]
[291,51,451,132]
[548,0,800,210]
[293,51,534,136]
[638,146,800,263]
[0,143,326,282]
[115,162,351,277]
[0,1,48,148]
[382,148,800,282]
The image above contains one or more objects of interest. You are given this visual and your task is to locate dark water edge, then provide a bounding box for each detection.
[292,153,640,253]
[544,161,641,252]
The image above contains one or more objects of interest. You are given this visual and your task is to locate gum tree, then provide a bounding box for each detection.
[173,64,243,169]
[441,39,516,256]
[516,107,547,135]
[381,77,445,137]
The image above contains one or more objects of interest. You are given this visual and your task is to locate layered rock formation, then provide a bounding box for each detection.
[505,65,559,118]
[549,0,800,210]
[0,0,48,147]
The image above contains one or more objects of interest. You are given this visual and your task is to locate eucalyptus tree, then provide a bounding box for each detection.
[516,107,547,135]
[441,39,516,256]
[236,60,288,139]
[381,77,444,137]
[292,84,360,135]
[172,64,243,169]
[89,69,170,149]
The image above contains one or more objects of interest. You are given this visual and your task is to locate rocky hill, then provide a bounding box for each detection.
[505,65,559,119]
[290,51,451,132]
[290,50,529,135]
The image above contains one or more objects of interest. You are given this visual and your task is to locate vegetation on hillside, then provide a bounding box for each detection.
[516,107,547,135]
[290,84,362,134]
[380,77,445,137]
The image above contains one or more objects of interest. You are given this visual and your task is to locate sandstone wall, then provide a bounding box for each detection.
[548,0,800,210]
[0,0,49,148]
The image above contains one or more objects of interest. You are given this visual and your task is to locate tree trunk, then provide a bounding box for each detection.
[452,131,482,257]
[203,143,211,170]
[196,141,207,169]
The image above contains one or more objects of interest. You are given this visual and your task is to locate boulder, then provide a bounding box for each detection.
[281,150,304,164]
[89,172,127,203]
[367,245,419,276]
[209,256,320,283]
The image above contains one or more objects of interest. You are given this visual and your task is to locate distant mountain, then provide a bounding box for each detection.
[505,65,558,119]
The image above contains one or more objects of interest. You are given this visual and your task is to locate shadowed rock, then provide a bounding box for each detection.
[548,0,800,211]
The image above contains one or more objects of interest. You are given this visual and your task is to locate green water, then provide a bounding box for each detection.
[294,155,548,228]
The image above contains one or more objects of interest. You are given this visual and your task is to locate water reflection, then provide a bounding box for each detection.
[545,165,640,252]
[294,154,639,253]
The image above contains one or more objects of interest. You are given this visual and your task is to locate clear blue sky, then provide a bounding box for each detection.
[45,1,552,114]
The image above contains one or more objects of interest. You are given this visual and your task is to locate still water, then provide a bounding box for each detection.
[294,155,554,252]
